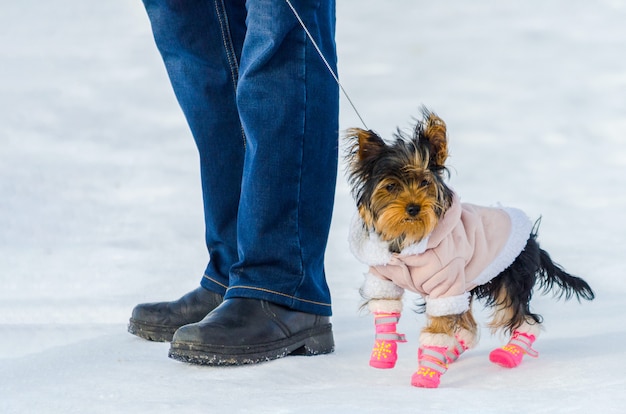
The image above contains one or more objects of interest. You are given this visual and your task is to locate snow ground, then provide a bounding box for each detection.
[1,0,626,413]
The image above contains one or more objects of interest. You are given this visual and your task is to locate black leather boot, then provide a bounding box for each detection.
[128,287,223,342]
[168,298,334,365]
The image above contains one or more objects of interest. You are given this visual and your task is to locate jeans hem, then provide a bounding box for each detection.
[201,274,228,296]
[225,285,332,316]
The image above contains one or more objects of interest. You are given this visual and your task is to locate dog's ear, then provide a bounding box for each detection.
[416,109,448,169]
[346,128,386,164]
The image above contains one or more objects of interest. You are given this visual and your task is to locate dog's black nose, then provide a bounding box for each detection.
[406,204,421,217]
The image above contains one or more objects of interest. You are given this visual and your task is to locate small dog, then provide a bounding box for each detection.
[345,108,595,388]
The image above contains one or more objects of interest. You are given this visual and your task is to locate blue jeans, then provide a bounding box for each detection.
[142,0,339,315]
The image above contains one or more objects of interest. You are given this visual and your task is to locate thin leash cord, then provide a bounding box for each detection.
[285,0,368,130]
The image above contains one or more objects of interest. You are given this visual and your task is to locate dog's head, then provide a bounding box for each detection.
[345,108,454,252]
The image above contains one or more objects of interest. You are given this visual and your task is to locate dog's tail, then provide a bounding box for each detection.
[536,246,595,302]
[472,225,594,335]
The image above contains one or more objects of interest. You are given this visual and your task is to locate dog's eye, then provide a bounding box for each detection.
[385,183,398,193]
[420,179,430,187]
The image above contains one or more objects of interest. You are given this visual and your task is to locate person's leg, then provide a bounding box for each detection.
[128,0,247,341]
[227,0,339,316]
[145,0,251,291]
[144,0,246,292]
[169,0,339,364]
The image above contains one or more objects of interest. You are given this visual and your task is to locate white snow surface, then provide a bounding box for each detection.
[2,1,626,413]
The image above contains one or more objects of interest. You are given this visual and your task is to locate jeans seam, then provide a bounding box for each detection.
[214,0,246,148]
[291,22,309,303]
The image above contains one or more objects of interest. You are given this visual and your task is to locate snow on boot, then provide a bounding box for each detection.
[369,312,406,369]
[489,331,538,368]
[411,346,449,388]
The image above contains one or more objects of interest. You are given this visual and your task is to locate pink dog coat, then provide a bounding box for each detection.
[349,194,533,316]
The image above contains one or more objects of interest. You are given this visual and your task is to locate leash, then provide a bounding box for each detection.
[285,0,368,129]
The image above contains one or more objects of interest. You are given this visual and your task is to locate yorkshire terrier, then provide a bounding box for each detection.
[345,108,595,388]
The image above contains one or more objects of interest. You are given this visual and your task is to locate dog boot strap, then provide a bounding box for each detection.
[419,346,449,375]
[508,331,539,358]
[373,313,407,342]
[375,332,407,341]
[412,346,449,388]
[445,338,466,363]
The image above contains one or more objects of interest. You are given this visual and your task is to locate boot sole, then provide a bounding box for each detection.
[128,318,179,342]
[168,323,334,366]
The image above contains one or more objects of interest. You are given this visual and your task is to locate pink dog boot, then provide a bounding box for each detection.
[446,336,469,364]
[489,331,539,368]
[411,346,449,388]
[369,313,406,369]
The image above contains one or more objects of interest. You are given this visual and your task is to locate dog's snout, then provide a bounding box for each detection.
[406,204,421,217]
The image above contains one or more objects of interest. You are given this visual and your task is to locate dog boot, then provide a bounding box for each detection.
[411,345,449,388]
[489,331,538,368]
[445,336,469,364]
[369,312,406,369]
